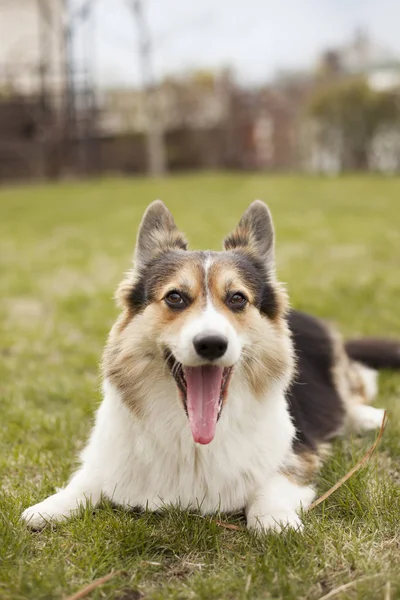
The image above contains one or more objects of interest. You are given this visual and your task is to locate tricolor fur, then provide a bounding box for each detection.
[22,201,400,532]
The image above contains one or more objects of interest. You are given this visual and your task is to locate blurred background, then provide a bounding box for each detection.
[1,0,400,182]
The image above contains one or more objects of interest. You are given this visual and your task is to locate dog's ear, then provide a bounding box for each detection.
[224,200,275,268]
[134,200,187,270]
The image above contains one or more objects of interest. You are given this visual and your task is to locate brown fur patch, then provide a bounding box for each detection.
[282,445,330,486]
[330,325,371,412]
[102,318,159,418]
[240,315,294,398]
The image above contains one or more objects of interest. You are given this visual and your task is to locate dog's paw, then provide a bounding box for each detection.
[247,510,303,534]
[21,505,50,529]
[21,494,75,529]
[349,405,385,433]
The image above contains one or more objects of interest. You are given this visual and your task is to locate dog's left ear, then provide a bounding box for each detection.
[224,200,275,268]
[134,200,188,270]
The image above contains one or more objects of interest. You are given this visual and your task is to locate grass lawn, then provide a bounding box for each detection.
[1,173,400,600]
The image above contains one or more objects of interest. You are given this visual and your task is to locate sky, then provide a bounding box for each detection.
[82,0,400,88]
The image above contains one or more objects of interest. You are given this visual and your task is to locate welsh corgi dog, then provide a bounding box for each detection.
[22,200,400,532]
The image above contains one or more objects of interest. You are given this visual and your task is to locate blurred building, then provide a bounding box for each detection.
[97,70,308,173]
[302,30,400,174]
[0,15,399,181]
[0,0,65,95]
[97,70,235,173]
[0,0,97,181]
[0,1,60,179]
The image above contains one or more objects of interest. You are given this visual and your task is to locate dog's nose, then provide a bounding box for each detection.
[193,334,228,361]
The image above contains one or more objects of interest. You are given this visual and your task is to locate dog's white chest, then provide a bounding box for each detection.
[83,380,295,514]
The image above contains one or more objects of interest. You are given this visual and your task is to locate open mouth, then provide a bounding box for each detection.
[165,352,233,445]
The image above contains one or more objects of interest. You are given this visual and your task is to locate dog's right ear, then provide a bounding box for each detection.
[134,201,188,270]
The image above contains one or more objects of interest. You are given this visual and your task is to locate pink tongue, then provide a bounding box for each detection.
[183,365,224,445]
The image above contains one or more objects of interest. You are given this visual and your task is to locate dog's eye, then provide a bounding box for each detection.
[227,292,248,309]
[165,291,185,308]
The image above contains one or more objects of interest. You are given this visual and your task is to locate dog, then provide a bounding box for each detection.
[22,200,400,532]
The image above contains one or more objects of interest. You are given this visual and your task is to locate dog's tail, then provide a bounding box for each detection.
[345,338,400,370]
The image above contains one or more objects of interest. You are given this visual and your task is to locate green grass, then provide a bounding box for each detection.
[1,173,400,600]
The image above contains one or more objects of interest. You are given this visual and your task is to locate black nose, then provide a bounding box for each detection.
[193,334,228,361]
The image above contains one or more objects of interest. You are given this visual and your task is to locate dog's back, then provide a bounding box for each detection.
[287,309,399,474]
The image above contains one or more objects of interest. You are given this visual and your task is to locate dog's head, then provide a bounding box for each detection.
[104,201,294,444]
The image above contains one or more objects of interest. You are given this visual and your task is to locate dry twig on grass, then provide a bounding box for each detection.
[317,573,384,600]
[64,570,124,600]
[215,520,243,531]
[308,410,388,511]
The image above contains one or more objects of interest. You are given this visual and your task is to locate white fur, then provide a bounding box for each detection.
[22,375,313,531]
[347,404,385,433]
[344,366,383,433]
[204,252,213,287]
[357,364,379,401]
[246,473,315,532]
[172,302,242,368]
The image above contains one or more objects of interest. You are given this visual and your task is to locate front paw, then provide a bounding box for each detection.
[247,510,303,534]
[21,494,75,529]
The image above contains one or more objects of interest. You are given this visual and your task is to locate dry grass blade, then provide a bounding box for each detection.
[64,570,123,600]
[216,520,243,531]
[308,411,388,511]
[317,573,384,600]
[384,581,391,600]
